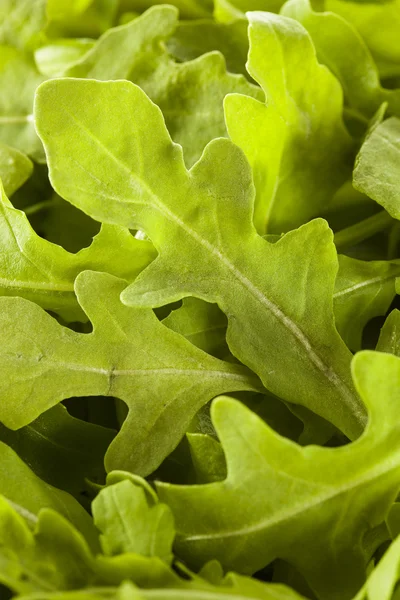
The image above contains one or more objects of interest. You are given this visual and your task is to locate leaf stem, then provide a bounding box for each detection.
[24,198,57,216]
[334,210,394,251]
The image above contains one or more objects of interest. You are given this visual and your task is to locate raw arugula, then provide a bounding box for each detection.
[1,1,400,599]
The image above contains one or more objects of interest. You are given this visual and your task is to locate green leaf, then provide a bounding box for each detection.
[353,534,400,600]
[118,0,213,20]
[325,0,400,79]
[0,404,115,500]
[92,479,175,564]
[333,254,400,351]
[163,298,229,359]
[281,0,400,119]
[0,270,260,475]
[46,0,118,38]
[62,5,262,167]
[166,19,249,77]
[225,12,353,234]
[353,117,400,219]
[376,308,400,354]
[35,77,366,440]
[0,181,155,321]
[0,495,98,595]
[0,47,45,161]
[0,443,99,550]
[0,143,33,196]
[0,0,47,50]
[35,39,95,77]
[158,351,400,599]
[186,432,227,483]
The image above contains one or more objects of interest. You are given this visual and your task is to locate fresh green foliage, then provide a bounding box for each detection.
[2,1,400,599]
[225,11,354,233]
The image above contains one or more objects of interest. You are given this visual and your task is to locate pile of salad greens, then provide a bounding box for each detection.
[2,0,400,598]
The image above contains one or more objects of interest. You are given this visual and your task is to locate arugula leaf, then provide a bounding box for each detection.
[93,479,175,564]
[281,0,400,119]
[224,12,353,233]
[0,270,260,475]
[35,39,95,77]
[158,351,400,599]
[0,47,45,161]
[0,443,98,549]
[376,309,400,355]
[334,254,400,351]
[167,19,249,77]
[62,5,262,167]
[0,404,115,500]
[35,77,365,440]
[0,142,33,196]
[325,0,400,79]
[0,0,47,50]
[118,0,213,20]
[163,298,229,359]
[0,180,155,321]
[353,118,400,219]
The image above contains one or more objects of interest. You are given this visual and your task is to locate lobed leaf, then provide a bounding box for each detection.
[35,78,366,440]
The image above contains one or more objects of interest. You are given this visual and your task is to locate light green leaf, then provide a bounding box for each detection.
[353,534,400,600]
[46,0,118,38]
[225,12,353,234]
[0,270,260,476]
[353,117,400,219]
[187,432,227,484]
[62,5,262,167]
[333,254,400,351]
[0,0,47,50]
[376,308,400,354]
[0,181,155,321]
[118,0,212,20]
[281,0,400,119]
[0,47,45,161]
[46,0,94,20]
[0,495,97,595]
[35,78,366,440]
[0,404,115,500]
[0,443,99,550]
[158,351,400,599]
[163,298,228,359]
[0,143,33,196]
[325,0,400,79]
[167,19,249,77]
[93,480,175,564]
[35,39,95,77]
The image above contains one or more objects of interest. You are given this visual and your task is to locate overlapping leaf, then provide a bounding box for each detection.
[158,351,400,599]
[62,5,262,167]
[224,12,354,233]
[0,269,260,475]
[35,78,365,440]
[0,180,155,321]
[281,0,400,120]
[0,142,32,196]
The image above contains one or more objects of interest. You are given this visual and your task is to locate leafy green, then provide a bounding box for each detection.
[2,2,400,599]
[0,143,33,196]
[0,269,260,475]
[225,11,353,233]
[35,77,366,441]
[0,180,155,321]
[353,117,400,219]
[281,0,400,120]
[62,5,262,167]
[158,351,400,599]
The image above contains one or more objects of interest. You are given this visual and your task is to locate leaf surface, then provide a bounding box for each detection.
[353,117,400,219]
[225,12,353,233]
[0,181,155,321]
[35,78,366,440]
[0,143,33,196]
[158,351,400,599]
[0,270,260,475]
[63,5,262,167]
